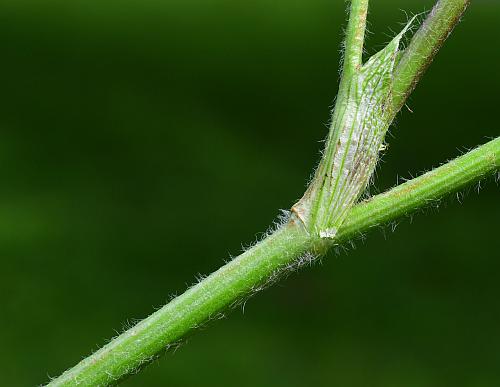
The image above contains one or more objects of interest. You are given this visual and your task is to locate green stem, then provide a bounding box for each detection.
[47,1,481,385]
[341,0,369,85]
[392,0,470,111]
[336,137,500,242]
[48,137,500,386]
[49,221,315,386]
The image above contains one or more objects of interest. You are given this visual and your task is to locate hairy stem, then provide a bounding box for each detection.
[336,137,500,242]
[341,0,369,86]
[47,1,479,385]
[392,0,470,111]
[49,137,500,386]
[49,221,315,386]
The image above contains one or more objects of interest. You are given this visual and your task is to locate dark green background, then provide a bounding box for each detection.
[1,1,498,386]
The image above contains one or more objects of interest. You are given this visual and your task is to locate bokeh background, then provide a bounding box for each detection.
[1,0,499,386]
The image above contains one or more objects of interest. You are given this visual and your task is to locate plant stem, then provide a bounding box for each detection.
[392,0,470,111]
[340,0,369,87]
[49,221,315,386]
[48,136,500,386]
[336,137,500,242]
[47,1,481,385]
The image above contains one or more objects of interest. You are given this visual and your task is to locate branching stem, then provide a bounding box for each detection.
[47,1,487,385]
[48,137,499,386]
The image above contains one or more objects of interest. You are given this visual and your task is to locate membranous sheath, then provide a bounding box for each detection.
[292,21,414,239]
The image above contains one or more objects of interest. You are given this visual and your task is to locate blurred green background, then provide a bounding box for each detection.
[1,0,499,386]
